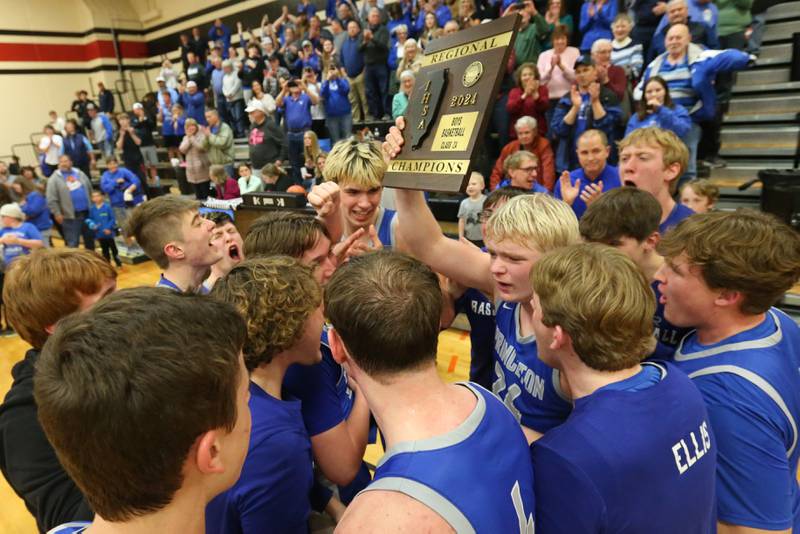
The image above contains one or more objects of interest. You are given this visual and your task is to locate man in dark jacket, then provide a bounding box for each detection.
[97,82,114,114]
[246,100,288,177]
[361,8,391,120]
[0,248,117,532]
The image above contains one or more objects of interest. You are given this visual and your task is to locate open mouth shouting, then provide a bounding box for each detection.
[229,243,242,262]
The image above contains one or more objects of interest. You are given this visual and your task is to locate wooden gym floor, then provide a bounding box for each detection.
[0,254,472,534]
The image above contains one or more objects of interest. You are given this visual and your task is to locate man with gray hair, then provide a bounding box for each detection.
[363,7,391,120]
[222,59,246,137]
[648,0,719,61]
[490,115,555,191]
[591,39,627,101]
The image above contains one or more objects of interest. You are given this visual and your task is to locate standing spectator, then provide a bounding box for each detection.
[37,125,63,178]
[510,1,549,66]
[361,8,391,120]
[185,51,208,90]
[208,19,232,57]
[48,110,66,136]
[579,0,617,53]
[191,26,209,61]
[70,90,95,131]
[62,119,95,179]
[209,56,227,122]
[247,100,288,178]
[159,93,182,161]
[180,80,207,125]
[418,12,442,48]
[388,23,408,73]
[116,112,146,196]
[392,70,415,119]
[131,103,159,189]
[87,104,114,159]
[299,41,322,74]
[414,0,452,33]
[265,55,290,97]
[630,0,667,59]
[222,60,246,137]
[302,67,326,138]
[591,39,627,101]
[251,81,277,116]
[543,0,574,48]
[240,43,266,102]
[551,55,621,172]
[330,18,348,53]
[46,155,94,249]
[277,78,317,183]
[321,65,353,144]
[626,76,691,137]
[538,25,580,115]
[158,59,179,90]
[302,131,320,182]
[179,118,211,200]
[178,33,194,70]
[203,109,236,179]
[14,177,52,247]
[635,24,751,182]
[507,63,549,139]
[0,204,43,264]
[649,0,719,61]
[88,190,122,267]
[341,20,368,122]
[555,129,621,218]
[209,164,241,199]
[155,76,179,108]
[611,14,644,80]
[490,116,556,190]
[99,156,144,232]
[457,173,487,246]
[396,38,423,79]
[238,164,263,194]
[320,38,339,73]
[97,82,114,114]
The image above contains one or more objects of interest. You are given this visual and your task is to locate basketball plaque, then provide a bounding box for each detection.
[384,15,521,193]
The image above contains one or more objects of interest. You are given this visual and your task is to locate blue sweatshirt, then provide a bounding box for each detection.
[88,202,117,239]
[21,191,53,231]
[320,78,352,117]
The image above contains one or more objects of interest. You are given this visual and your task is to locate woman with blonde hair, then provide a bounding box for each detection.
[179,118,211,200]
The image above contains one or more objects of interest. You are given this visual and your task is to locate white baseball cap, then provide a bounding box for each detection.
[186,80,198,88]
[132,102,143,110]
[155,75,166,82]
[0,203,25,221]
[244,99,266,113]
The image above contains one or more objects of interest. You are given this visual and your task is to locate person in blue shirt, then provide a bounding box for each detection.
[385,120,581,443]
[579,187,693,359]
[244,212,372,509]
[340,20,368,122]
[530,243,717,533]
[45,154,95,250]
[414,0,452,34]
[39,288,252,534]
[555,129,621,218]
[179,80,206,125]
[320,65,353,144]
[626,76,692,138]
[88,191,121,267]
[578,0,617,52]
[618,126,694,234]
[656,210,800,533]
[207,257,326,533]
[13,177,52,247]
[208,19,232,57]
[99,157,144,234]
[0,204,43,264]
[125,196,224,293]
[277,78,318,184]
[551,56,622,173]
[496,151,550,192]
[61,120,96,179]
[327,251,535,532]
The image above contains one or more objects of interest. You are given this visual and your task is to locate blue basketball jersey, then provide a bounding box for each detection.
[493,301,572,433]
[454,288,495,389]
[46,523,90,534]
[365,383,535,533]
[660,202,694,234]
[673,308,800,531]
[649,282,692,360]
[532,362,717,533]
[375,207,397,249]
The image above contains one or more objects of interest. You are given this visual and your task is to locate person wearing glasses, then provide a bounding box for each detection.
[496,151,549,193]
[554,128,620,218]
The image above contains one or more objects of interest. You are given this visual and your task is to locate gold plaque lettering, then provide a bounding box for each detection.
[431,112,479,152]
[420,31,513,67]
[388,159,470,175]
[417,119,426,130]
[421,92,431,105]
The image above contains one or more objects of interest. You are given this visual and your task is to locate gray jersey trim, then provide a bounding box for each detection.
[674,310,782,362]
[688,364,797,458]
[377,382,485,468]
[513,302,536,345]
[362,476,476,534]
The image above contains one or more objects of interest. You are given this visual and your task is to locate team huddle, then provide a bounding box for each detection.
[1,121,799,534]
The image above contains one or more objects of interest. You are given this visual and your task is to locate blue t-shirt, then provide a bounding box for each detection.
[454,288,495,389]
[492,301,572,433]
[553,165,621,219]
[156,275,210,295]
[88,202,117,239]
[282,93,312,131]
[532,362,717,534]
[660,202,694,234]
[1,223,42,264]
[206,382,313,534]
[62,171,89,212]
[673,308,800,531]
[649,281,692,360]
[366,383,535,532]
[20,191,52,231]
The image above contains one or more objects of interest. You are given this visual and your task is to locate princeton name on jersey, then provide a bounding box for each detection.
[494,329,546,401]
